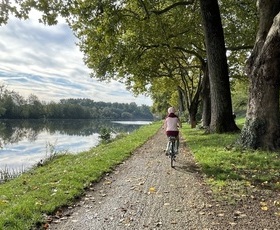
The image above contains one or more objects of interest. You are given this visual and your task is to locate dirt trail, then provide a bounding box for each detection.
[48,129,280,230]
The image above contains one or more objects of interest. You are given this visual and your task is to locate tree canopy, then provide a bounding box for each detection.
[0,1,255,106]
[4,0,280,149]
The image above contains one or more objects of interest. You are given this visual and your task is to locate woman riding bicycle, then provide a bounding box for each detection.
[164,107,181,155]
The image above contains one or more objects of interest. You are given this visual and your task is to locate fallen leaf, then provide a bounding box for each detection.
[260,201,267,206]
[103,180,112,185]
[261,206,268,211]
[149,187,156,193]
[245,181,251,186]
[260,201,269,211]
[274,200,280,206]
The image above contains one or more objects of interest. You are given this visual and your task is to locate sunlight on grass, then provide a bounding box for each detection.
[181,119,280,200]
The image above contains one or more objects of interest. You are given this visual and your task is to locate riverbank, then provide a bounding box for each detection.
[0,119,152,171]
[0,122,161,229]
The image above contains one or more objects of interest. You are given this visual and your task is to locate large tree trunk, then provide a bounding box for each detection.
[188,98,200,128]
[240,1,280,150]
[199,0,239,133]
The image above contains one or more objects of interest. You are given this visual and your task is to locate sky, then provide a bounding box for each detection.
[0,13,152,106]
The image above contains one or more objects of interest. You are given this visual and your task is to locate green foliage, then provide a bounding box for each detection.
[68,0,207,118]
[231,76,249,116]
[65,0,256,119]
[0,122,161,229]
[1,1,260,118]
[220,0,257,78]
[0,84,153,120]
[99,127,111,143]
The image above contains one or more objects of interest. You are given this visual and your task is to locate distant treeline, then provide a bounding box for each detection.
[0,86,153,120]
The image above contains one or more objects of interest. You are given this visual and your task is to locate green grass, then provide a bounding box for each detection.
[1,118,280,229]
[0,122,161,230]
[181,118,280,201]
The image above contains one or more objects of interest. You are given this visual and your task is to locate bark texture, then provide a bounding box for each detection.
[199,0,239,133]
[241,1,280,150]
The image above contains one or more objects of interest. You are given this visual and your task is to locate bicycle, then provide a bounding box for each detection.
[166,136,177,168]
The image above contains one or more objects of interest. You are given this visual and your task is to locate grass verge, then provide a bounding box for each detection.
[181,118,280,202]
[0,122,161,230]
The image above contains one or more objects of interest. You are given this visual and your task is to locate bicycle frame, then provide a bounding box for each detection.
[167,136,177,168]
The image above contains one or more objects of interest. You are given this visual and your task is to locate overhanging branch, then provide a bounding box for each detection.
[150,1,195,15]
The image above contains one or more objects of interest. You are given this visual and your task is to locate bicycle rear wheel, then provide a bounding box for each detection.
[170,141,175,168]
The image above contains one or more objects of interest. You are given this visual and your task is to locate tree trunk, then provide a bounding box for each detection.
[201,63,211,128]
[241,1,280,150]
[178,79,201,128]
[199,0,239,133]
[189,112,197,128]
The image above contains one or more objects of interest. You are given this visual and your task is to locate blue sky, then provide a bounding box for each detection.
[0,13,152,106]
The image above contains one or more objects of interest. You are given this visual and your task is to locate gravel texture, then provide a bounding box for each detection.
[47,129,280,230]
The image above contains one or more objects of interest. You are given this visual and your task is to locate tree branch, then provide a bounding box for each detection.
[150,1,195,15]
[226,45,254,51]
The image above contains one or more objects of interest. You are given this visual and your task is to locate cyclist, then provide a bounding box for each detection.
[164,107,181,155]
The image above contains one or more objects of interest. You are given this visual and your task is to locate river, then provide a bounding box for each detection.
[0,119,152,171]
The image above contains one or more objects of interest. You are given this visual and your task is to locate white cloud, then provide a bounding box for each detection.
[0,14,152,105]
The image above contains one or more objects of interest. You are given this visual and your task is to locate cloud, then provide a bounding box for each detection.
[0,14,152,105]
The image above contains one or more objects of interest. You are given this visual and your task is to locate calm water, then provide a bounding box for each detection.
[0,119,152,170]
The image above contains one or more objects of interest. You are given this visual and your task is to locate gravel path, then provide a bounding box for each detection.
[47,129,280,230]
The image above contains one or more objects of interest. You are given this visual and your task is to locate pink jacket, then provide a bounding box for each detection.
[164,113,180,131]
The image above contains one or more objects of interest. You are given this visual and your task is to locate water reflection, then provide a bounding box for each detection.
[0,119,151,170]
